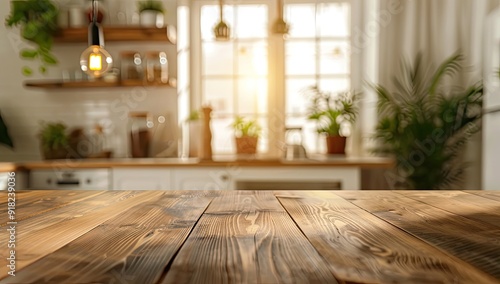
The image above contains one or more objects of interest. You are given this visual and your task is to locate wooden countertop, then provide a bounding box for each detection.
[0,163,16,172]
[16,156,394,170]
[1,190,499,283]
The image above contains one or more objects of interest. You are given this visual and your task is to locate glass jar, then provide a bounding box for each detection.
[145,51,169,84]
[128,112,153,158]
[120,51,143,81]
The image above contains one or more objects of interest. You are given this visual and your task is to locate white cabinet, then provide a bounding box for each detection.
[229,167,360,190]
[172,168,232,190]
[112,168,171,190]
[30,169,110,190]
[27,165,362,190]
[0,172,8,190]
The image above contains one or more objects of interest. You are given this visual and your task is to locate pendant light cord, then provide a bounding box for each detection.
[219,0,223,21]
[92,0,97,24]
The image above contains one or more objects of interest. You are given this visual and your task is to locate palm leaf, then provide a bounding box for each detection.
[372,53,483,189]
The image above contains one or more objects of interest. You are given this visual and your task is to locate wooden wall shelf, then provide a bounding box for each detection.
[54,26,177,45]
[24,79,177,89]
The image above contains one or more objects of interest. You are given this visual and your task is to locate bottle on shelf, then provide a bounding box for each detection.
[128,112,153,158]
[120,51,144,82]
[145,51,169,84]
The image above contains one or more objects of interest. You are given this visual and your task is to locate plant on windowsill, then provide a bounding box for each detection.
[304,86,359,155]
[371,53,483,189]
[4,0,59,76]
[0,112,14,149]
[231,116,261,154]
[185,110,201,158]
[138,0,164,28]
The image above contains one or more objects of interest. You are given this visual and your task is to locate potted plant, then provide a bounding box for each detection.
[138,0,164,28]
[4,0,59,76]
[39,122,69,159]
[371,53,483,189]
[304,86,359,155]
[186,110,201,157]
[231,116,261,154]
[0,112,14,149]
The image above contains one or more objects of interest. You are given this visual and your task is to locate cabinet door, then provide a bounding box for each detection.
[112,168,171,190]
[30,169,110,190]
[231,167,360,190]
[172,168,231,190]
[0,173,8,190]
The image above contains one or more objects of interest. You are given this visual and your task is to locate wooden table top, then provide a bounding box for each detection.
[1,190,499,283]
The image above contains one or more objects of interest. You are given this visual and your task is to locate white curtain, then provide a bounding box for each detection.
[377,0,500,189]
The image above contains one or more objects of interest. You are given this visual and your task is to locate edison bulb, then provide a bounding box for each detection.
[80,45,113,78]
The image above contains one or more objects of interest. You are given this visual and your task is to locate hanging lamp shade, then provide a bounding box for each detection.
[213,0,230,41]
[80,0,113,78]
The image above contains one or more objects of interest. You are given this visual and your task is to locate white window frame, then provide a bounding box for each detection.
[188,0,375,157]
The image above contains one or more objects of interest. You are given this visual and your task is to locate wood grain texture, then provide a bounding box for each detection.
[2,190,500,284]
[394,190,500,229]
[277,191,498,284]
[162,191,338,284]
[465,190,500,202]
[336,190,500,280]
[0,190,164,278]
[5,191,213,284]
[0,190,104,227]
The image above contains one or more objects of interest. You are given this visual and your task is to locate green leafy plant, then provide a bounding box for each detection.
[304,86,359,137]
[0,113,14,149]
[231,116,261,138]
[138,0,164,13]
[371,53,483,189]
[5,0,59,76]
[187,110,200,121]
[39,122,68,151]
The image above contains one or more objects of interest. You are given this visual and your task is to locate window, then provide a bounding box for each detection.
[200,3,269,153]
[284,2,351,153]
[193,0,355,155]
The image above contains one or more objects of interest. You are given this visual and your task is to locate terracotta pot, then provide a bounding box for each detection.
[326,136,346,155]
[235,136,258,154]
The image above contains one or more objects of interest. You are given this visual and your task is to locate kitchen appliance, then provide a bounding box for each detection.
[283,127,307,160]
[482,7,500,190]
[29,169,110,190]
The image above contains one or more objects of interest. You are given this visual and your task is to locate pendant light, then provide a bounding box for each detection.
[213,0,230,41]
[273,0,290,37]
[80,0,112,78]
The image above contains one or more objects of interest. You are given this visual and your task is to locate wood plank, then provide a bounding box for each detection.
[162,191,338,283]
[334,190,500,281]
[4,191,213,284]
[465,190,500,202]
[0,190,164,279]
[393,190,500,229]
[277,191,498,283]
[54,26,176,44]
[24,79,176,89]
[18,157,394,169]
[0,190,104,227]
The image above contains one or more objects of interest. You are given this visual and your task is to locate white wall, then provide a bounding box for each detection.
[0,0,179,162]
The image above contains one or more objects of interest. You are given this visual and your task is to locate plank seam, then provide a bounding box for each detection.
[273,192,342,283]
[155,196,216,284]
